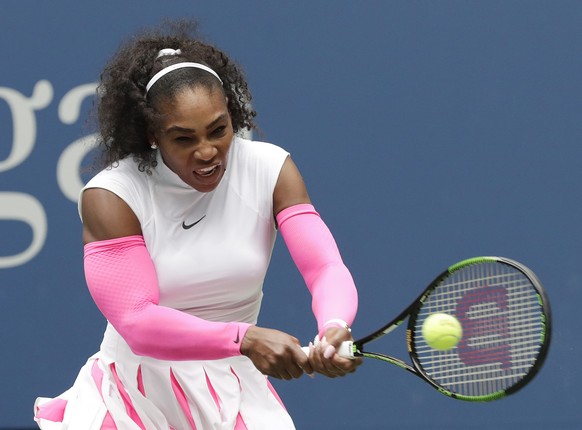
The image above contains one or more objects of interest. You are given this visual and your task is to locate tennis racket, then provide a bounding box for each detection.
[308,256,551,402]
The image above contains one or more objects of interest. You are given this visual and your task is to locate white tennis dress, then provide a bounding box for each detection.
[34,137,297,430]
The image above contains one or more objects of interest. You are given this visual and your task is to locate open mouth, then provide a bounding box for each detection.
[195,164,220,177]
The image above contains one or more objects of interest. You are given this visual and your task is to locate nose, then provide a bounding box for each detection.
[194,141,218,161]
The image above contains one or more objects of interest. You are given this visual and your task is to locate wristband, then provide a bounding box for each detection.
[322,318,352,332]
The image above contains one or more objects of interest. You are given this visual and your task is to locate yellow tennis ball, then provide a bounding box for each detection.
[422,313,463,351]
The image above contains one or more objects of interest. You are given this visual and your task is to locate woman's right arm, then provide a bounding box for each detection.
[80,188,251,360]
[81,188,142,243]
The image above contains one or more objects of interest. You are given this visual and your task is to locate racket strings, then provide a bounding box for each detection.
[412,262,546,398]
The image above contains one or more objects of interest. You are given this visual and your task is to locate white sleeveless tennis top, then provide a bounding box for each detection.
[34,137,296,430]
[80,136,289,324]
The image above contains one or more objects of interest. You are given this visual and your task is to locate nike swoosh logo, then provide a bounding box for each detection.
[182,215,206,230]
[234,328,240,344]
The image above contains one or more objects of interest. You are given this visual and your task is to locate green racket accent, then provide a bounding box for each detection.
[539,298,549,344]
[345,256,551,403]
[361,351,509,402]
[437,387,507,402]
[447,256,497,273]
[361,352,412,370]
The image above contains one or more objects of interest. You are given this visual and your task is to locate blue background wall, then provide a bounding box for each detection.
[1,1,581,428]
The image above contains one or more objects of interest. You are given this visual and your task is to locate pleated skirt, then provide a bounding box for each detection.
[34,324,296,430]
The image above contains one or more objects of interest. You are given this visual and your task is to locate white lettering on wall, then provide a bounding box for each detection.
[57,83,98,202]
[57,133,98,202]
[58,83,97,125]
[0,80,53,172]
[1,81,97,267]
[0,192,47,268]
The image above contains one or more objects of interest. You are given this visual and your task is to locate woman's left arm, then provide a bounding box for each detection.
[273,156,362,377]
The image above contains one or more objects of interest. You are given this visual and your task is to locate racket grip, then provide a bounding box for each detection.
[301,341,355,359]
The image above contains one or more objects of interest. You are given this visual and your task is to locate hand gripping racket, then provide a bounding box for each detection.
[310,256,552,402]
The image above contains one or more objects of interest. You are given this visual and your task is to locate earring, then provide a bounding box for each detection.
[151,142,158,150]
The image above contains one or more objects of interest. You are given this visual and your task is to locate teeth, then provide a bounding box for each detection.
[197,165,218,176]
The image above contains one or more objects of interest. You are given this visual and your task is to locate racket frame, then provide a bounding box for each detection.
[351,256,552,402]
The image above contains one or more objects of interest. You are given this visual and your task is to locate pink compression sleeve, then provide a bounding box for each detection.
[276,204,358,337]
[84,235,250,360]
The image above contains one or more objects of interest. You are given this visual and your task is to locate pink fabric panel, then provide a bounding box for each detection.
[35,398,67,422]
[234,413,248,430]
[100,413,118,430]
[170,369,198,430]
[90,360,105,393]
[109,363,146,430]
[228,366,248,429]
[204,371,221,411]
[90,360,119,430]
[136,365,145,397]
[276,204,358,336]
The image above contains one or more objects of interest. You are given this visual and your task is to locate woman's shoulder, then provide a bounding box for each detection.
[79,156,150,222]
[85,157,147,189]
[233,135,289,162]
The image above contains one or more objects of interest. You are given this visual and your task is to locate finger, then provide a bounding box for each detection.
[323,344,336,359]
[309,340,346,377]
[289,363,305,379]
[296,346,315,377]
[275,369,293,380]
[324,360,347,377]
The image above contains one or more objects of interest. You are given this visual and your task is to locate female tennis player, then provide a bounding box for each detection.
[34,19,360,429]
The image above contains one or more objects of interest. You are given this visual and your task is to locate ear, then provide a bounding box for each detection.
[147,128,157,143]
[145,129,158,150]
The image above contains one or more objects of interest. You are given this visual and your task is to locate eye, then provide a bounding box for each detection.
[211,126,227,137]
[175,135,194,143]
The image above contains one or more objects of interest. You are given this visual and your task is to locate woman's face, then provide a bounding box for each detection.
[152,85,234,192]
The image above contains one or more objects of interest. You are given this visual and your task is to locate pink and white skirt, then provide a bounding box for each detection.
[34,324,296,430]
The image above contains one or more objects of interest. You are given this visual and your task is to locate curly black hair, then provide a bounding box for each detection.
[95,19,256,172]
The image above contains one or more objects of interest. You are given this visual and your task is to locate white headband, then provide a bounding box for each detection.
[145,62,223,94]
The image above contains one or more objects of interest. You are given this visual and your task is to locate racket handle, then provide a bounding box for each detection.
[301,340,355,359]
